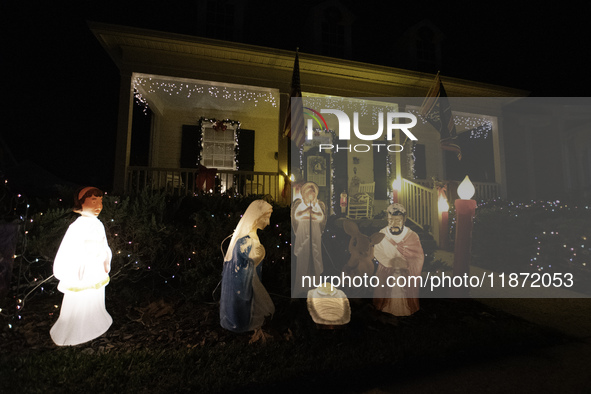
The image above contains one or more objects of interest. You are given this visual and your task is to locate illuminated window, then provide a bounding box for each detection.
[201,125,236,170]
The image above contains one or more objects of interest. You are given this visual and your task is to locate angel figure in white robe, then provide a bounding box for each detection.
[292,182,327,296]
[50,187,113,346]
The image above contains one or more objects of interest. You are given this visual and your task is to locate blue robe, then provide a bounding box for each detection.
[220,236,273,332]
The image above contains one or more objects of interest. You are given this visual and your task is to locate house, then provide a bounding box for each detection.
[89,21,526,244]
[503,98,591,202]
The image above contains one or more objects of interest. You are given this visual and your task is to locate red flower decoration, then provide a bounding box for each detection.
[213,121,227,131]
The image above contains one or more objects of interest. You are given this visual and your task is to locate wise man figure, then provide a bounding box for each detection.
[373,203,424,316]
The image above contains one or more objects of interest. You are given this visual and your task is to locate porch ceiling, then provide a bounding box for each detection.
[133,73,279,116]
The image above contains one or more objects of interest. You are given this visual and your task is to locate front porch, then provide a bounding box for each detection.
[126,166,499,248]
[127,166,289,203]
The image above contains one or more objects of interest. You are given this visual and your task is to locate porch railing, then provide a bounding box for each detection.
[126,166,286,202]
[413,179,501,202]
[472,181,501,202]
[401,179,436,231]
[402,178,501,246]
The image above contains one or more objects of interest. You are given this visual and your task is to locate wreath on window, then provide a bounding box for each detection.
[196,117,241,168]
[310,156,326,175]
[212,120,227,131]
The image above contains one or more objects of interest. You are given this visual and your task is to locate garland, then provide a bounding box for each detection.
[197,117,241,169]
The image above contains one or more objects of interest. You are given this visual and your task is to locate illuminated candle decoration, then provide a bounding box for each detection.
[452,176,477,297]
[50,187,113,346]
[307,283,351,328]
[457,175,476,200]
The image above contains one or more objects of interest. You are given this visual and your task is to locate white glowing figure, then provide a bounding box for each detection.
[307,283,351,327]
[292,182,327,294]
[50,187,113,346]
[457,175,475,200]
[220,200,274,334]
[373,203,425,316]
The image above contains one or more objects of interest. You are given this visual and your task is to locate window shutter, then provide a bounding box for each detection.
[236,129,255,171]
[180,125,202,168]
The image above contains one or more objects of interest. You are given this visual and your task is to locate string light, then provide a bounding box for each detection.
[407,108,493,136]
[301,96,397,127]
[477,199,590,277]
[133,76,278,113]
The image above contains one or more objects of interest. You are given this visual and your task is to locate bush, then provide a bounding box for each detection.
[12,190,292,305]
[472,200,591,292]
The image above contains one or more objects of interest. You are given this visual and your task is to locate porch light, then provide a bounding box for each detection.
[438,193,450,251]
[438,194,449,212]
[457,175,475,200]
[391,178,402,203]
[290,174,295,182]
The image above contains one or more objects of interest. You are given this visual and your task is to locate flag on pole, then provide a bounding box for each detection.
[420,73,462,160]
[283,50,306,148]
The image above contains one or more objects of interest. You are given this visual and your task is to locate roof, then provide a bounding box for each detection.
[88,21,528,103]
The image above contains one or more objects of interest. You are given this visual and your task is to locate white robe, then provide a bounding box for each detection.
[292,200,326,294]
[50,216,113,346]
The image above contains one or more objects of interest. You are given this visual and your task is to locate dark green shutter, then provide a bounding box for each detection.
[237,129,255,171]
[180,125,202,168]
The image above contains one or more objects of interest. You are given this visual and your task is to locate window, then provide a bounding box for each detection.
[205,0,235,41]
[412,25,440,72]
[201,125,236,170]
[321,7,346,58]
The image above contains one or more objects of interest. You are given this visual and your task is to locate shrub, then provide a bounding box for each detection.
[12,190,292,306]
[472,200,591,292]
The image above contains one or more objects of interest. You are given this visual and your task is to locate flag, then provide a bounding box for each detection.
[283,51,306,148]
[420,74,462,160]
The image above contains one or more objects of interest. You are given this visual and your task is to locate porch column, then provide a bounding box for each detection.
[555,107,572,195]
[522,118,537,201]
[395,106,403,183]
[278,91,289,177]
[278,91,290,204]
[491,115,507,199]
[113,70,134,194]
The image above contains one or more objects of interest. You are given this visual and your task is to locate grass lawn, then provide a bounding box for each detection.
[1,290,570,393]
[1,195,582,393]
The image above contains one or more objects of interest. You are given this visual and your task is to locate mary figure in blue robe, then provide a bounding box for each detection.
[220,200,274,333]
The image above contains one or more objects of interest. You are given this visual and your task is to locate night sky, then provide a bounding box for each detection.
[2,1,588,196]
